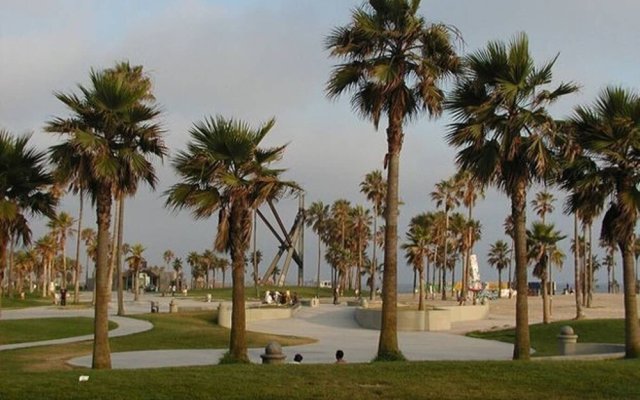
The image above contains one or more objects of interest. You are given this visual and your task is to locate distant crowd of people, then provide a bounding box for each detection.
[263,289,298,306]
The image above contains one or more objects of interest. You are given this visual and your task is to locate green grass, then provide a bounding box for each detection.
[0,312,639,399]
[0,360,639,399]
[110,311,314,352]
[1,293,53,309]
[0,318,117,345]
[467,319,625,357]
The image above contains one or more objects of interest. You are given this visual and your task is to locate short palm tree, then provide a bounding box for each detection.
[402,214,431,310]
[360,170,386,300]
[125,243,146,301]
[487,240,510,298]
[166,115,298,363]
[326,0,460,361]
[570,86,640,358]
[47,211,75,289]
[46,63,166,369]
[527,222,566,324]
[446,33,578,359]
[0,131,56,305]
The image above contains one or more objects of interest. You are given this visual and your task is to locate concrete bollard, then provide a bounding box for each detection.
[169,299,178,313]
[260,342,286,364]
[557,325,578,355]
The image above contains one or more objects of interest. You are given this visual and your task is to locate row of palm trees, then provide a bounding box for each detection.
[3,0,639,368]
[326,0,640,361]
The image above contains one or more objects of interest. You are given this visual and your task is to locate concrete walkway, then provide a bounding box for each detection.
[2,293,513,368]
[66,302,512,368]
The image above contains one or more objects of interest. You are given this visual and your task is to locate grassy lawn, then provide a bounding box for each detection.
[0,318,117,345]
[0,359,639,399]
[0,311,314,373]
[0,311,639,399]
[1,294,53,309]
[110,311,314,352]
[467,319,625,357]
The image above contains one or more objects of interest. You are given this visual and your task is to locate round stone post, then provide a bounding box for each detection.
[557,325,578,355]
[169,299,178,313]
[260,342,287,364]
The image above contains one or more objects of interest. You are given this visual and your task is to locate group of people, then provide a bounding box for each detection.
[290,350,346,364]
[263,290,298,306]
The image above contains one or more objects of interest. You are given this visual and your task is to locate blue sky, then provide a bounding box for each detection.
[2,0,639,288]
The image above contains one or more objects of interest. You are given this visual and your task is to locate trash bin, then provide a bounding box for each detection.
[60,288,67,306]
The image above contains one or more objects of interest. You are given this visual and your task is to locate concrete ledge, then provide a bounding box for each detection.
[435,305,489,322]
[354,304,489,332]
[217,303,299,328]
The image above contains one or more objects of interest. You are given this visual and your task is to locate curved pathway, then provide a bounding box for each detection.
[67,303,512,368]
[0,306,152,351]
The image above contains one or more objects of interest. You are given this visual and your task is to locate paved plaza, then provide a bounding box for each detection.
[5,291,629,368]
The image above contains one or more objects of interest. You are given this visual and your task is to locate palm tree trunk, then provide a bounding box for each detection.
[377,120,403,361]
[253,210,260,298]
[116,196,126,314]
[93,187,112,369]
[541,270,550,324]
[370,212,377,300]
[0,241,7,318]
[586,223,593,308]
[73,191,83,304]
[316,236,321,298]
[7,235,14,298]
[418,266,425,311]
[441,210,449,300]
[621,237,640,358]
[498,270,502,298]
[228,203,249,363]
[512,181,530,360]
[508,237,514,299]
[573,214,584,319]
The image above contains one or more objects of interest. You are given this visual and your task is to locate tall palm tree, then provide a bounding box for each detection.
[326,0,460,361]
[47,211,75,289]
[172,258,183,290]
[81,228,96,286]
[446,33,577,359]
[531,190,557,293]
[35,234,57,298]
[527,222,566,324]
[166,115,298,363]
[360,170,386,300]
[570,87,640,357]
[351,205,372,295]
[487,240,510,298]
[125,243,146,301]
[531,190,556,224]
[306,201,330,297]
[163,249,174,292]
[0,131,56,309]
[431,177,462,300]
[46,63,166,369]
[455,170,484,300]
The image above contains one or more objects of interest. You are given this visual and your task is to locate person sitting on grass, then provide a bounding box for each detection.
[335,349,346,364]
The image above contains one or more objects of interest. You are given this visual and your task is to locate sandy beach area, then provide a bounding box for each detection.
[398,292,635,335]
